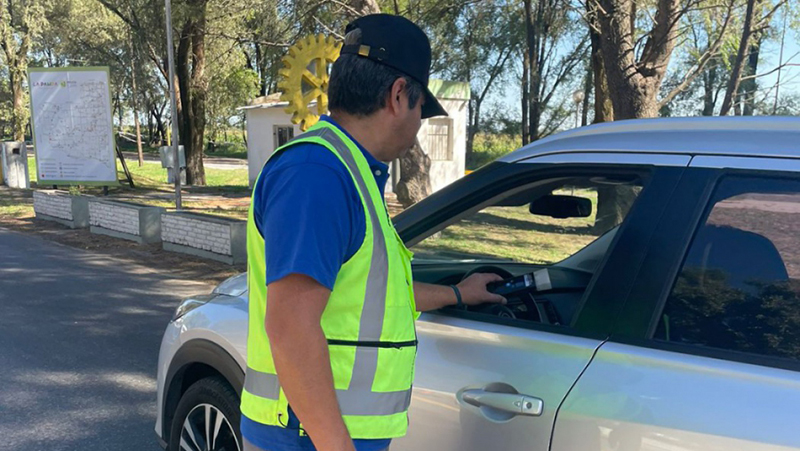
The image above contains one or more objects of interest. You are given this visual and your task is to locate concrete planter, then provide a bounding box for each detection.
[88,199,164,244]
[161,211,246,264]
[33,190,91,228]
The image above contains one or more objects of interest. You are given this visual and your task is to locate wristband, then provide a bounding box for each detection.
[450,285,463,308]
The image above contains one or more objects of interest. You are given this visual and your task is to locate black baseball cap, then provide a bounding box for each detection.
[340,14,448,119]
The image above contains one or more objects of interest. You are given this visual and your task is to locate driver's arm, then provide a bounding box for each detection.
[413,274,507,312]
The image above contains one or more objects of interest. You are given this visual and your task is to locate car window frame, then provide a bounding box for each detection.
[393,153,689,338]
[611,159,800,373]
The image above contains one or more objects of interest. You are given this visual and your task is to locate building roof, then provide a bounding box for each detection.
[428,80,470,100]
[501,116,800,163]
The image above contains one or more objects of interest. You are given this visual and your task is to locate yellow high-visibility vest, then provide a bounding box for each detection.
[241,120,419,439]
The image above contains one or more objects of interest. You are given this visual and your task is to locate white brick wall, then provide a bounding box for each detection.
[89,202,141,236]
[33,191,73,220]
[162,214,233,256]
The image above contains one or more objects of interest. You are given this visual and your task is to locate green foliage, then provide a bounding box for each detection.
[206,66,259,140]
[468,133,519,170]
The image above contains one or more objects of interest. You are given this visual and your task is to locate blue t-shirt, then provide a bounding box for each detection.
[243,116,392,451]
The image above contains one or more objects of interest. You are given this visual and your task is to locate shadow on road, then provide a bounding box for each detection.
[0,228,212,450]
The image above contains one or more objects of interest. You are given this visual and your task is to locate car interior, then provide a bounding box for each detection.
[411,175,642,327]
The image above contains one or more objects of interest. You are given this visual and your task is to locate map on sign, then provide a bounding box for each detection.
[28,67,117,184]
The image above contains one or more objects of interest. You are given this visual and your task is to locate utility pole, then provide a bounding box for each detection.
[165,0,182,210]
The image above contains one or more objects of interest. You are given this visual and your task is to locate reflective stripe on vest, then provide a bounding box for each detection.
[244,366,411,416]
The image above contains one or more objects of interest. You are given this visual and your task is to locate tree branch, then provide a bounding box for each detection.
[753,0,789,30]
[739,54,800,81]
[658,0,735,109]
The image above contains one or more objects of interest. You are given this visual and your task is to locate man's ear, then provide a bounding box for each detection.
[387,77,407,115]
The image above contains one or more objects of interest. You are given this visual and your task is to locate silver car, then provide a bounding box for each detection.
[155,117,800,451]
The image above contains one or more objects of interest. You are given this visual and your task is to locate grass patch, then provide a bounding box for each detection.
[27,156,248,191]
[117,139,247,160]
[206,142,247,159]
[15,156,250,220]
[413,190,601,264]
[119,159,250,192]
[0,192,34,219]
[117,140,160,154]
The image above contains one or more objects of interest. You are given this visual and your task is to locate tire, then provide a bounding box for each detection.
[169,376,242,451]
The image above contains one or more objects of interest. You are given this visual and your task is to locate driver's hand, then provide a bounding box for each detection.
[457,273,507,306]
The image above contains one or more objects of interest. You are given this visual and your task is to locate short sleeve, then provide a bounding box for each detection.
[254,148,364,291]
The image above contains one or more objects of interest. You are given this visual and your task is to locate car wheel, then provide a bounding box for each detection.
[169,376,242,451]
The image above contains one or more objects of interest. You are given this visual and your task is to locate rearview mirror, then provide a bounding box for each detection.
[530,195,592,219]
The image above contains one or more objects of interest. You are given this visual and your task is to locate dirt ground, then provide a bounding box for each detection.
[0,189,243,286]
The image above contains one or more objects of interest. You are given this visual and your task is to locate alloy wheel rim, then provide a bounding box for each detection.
[180,403,240,451]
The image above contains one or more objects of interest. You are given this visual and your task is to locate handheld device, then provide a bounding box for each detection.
[487,273,536,296]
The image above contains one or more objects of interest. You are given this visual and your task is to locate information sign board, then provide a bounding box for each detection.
[28,67,117,184]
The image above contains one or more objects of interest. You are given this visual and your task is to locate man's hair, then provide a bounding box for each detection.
[328,29,424,117]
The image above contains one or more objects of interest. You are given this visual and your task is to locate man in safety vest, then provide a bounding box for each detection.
[242,14,506,451]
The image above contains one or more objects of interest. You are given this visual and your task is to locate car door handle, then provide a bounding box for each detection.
[461,389,544,417]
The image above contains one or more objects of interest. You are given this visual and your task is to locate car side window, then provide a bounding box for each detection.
[412,175,643,266]
[655,176,800,362]
[411,173,645,326]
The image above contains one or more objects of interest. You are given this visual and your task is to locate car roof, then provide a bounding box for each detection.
[501,116,800,163]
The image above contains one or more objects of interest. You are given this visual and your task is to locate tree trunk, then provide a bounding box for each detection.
[593,185,638,235]
[241,113,248,147]
[147,111,155,145]
[742,35,761,116]
[521,51,530,145]
[525,0,544,140]
[176,6,207,186]
[153,106,166,146]
[720,0,757,116]
[177,25,191,151]
[702,59,718,116]
[395,139,432,208]
[10,66,26,141]
[129,31,144,167]
[587,3,613,122]
[188,4,207,185]
[467,99,475,163]
[256,43,267,97]
[597,0,680,119]
[116,92,124,130]
[581,61,592,126]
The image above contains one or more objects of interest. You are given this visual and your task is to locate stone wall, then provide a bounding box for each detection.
[34,191,73,220]
[89,201,140,236]
[161,212,246,264]
[88,200,163,244]
[33,190,90,228]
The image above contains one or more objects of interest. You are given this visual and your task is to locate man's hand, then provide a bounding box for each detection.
[456,273,507,306]
[414,274,506,312]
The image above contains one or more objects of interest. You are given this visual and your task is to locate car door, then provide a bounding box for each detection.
[391,153,690,451]
[551,157,800,451]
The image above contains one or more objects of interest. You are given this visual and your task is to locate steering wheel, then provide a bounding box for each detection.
[460,265,514,281]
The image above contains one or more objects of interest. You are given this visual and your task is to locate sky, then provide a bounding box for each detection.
[489,28,800,124]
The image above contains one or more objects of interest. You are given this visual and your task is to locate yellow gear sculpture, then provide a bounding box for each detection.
[279,34,342,131]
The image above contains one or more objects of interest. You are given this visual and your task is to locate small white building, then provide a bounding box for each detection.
[239,80,469,194]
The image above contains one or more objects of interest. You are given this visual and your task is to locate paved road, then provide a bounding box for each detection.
[0,228,213,450]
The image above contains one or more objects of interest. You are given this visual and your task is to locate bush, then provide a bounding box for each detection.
[468,133,521,170]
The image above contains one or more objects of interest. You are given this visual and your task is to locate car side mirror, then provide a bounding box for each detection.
[530,195,592,219]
